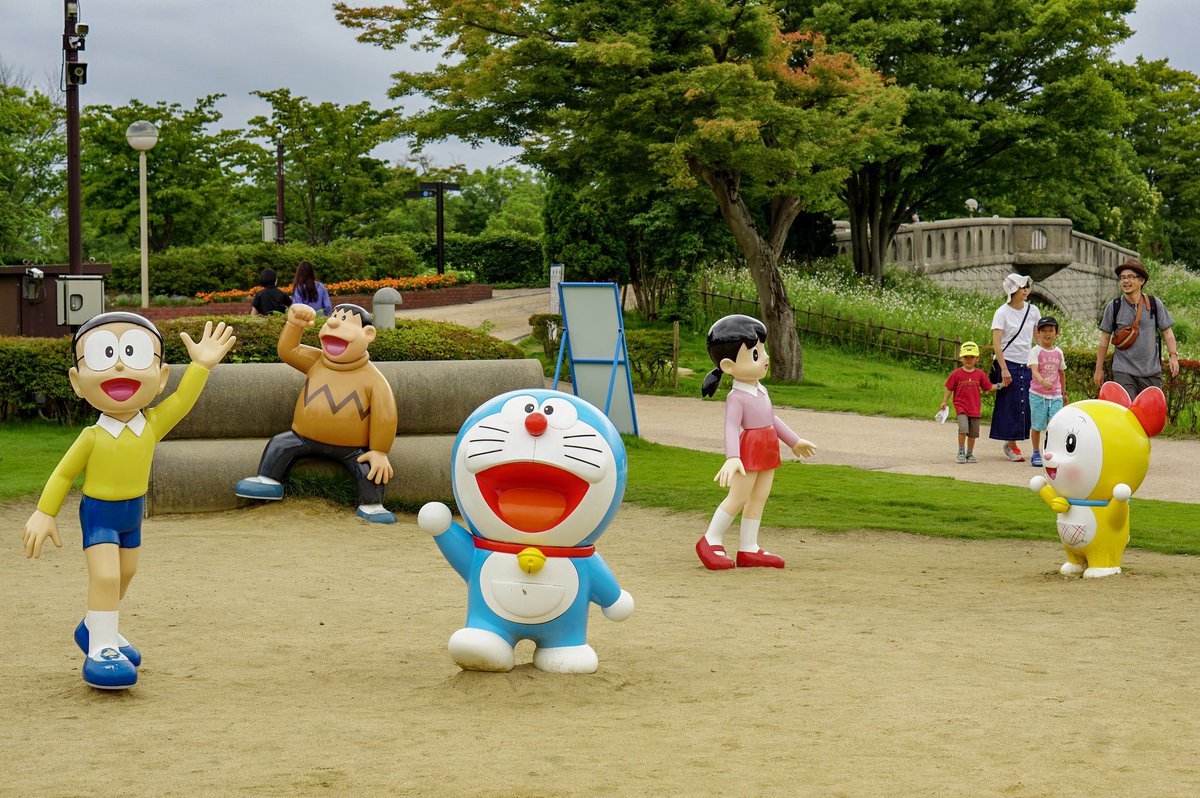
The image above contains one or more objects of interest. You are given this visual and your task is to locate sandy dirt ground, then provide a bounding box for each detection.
[5,288,1199,796]
[4,496,1199,797]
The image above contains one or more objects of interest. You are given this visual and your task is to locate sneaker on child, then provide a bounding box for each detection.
[956,451,967,464]
[1002,442,1025,462]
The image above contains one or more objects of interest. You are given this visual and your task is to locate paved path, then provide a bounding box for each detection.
[402,287,1198,503]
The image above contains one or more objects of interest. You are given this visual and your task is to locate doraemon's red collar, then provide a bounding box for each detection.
[473,537,594,558]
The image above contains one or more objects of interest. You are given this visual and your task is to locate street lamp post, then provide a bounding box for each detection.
[126,120,159,308]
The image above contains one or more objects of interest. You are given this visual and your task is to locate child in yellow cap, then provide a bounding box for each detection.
[941,341,998,463]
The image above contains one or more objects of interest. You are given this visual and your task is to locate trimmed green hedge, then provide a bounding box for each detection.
[405,231,544,286]
[105,232,544,297]
[0,315,523,423]
[106,237,425,297]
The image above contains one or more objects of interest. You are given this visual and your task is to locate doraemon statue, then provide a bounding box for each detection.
[1029,382,1166,578]
[418,389,634,673]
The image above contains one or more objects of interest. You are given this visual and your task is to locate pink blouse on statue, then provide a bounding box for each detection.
[724,381,800,459]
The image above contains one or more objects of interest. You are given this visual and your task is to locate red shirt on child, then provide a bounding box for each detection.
[945,367,993,418]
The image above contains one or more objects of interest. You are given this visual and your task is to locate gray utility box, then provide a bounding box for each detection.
[57,274,105,326]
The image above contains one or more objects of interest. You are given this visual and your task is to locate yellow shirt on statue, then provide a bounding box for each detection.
[36,363,210,515]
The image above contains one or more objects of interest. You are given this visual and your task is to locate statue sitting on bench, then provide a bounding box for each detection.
[235,303,398,523]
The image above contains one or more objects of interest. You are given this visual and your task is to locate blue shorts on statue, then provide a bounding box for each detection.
[80,495,144,549]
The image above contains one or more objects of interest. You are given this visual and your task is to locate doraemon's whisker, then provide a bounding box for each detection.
[564,454,601,468]
[563,444,603,454]
[467,449,504,458]
[469,438,506,444]
[478,424,510,434]
[563,433,597,439]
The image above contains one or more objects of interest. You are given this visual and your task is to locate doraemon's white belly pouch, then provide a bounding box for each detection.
[479,553,579,623]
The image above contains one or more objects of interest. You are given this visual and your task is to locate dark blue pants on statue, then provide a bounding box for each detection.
[989,361,1031,442]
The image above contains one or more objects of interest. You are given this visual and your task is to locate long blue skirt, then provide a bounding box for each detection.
[989,361,1031,442]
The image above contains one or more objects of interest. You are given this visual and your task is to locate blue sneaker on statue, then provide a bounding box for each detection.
[75,619,141,667]
[82,648,138,690]
[235,477,284,500]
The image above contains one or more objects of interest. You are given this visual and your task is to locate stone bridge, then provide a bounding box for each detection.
[834,217,1139,320]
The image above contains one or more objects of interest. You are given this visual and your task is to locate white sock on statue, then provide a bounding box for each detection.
[739,517,761,553]
[85,610,121,658]
[704,508,735,547]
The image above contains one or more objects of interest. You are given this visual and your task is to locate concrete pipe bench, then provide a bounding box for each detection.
[145,359,545,515]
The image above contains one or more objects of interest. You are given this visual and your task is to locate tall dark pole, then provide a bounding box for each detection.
[435,185,445,275]
[64,1,83,274]
[275,140,286,244]
[405,181,460,275]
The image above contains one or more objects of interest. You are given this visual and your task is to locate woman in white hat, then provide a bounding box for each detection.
[989,273,1039,461]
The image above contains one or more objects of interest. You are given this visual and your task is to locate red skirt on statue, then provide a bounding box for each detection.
[738,426,781,471]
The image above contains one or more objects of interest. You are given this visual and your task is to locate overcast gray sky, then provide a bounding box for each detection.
[1,1,1196,171]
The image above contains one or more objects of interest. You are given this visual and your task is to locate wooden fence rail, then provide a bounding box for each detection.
[698,290,961,368]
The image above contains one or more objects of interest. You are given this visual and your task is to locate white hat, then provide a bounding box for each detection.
[1002,273,1032,300]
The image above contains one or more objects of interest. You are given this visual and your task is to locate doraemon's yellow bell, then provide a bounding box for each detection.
[517,547,546,574]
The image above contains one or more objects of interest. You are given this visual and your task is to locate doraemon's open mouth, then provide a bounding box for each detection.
[101,378,141,402]
[1046,467,1058,480]
[321,336,348,356]
[476,462,589,533]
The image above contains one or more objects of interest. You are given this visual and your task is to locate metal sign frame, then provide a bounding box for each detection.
[552,282,639,435]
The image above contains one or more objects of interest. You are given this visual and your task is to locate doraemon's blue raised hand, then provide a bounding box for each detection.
[418,389,633,674]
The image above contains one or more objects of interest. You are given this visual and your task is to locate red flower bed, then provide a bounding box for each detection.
[196,274,461,304]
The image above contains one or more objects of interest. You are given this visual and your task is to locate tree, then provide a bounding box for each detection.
[779,0,1140,283]
[246,89,399,245]
[79,95,251,255]
[0,81,65,262]
[1112,58,1200,266]
[335,0,904,381]
[455,166,547,238]
[544,176,738,319]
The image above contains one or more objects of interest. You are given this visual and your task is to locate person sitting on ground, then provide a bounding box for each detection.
[250,268,292,316]
[291,260,333,316]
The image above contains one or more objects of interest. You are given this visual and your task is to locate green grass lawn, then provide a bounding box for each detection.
[624,437,1200,557]
[7,418,1197,558]
[0,420,84,502]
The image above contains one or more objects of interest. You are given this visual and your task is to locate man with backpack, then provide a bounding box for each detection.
[1093,258,1180,397]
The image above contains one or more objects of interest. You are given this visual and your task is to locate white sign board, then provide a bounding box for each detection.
[549,264,564,314]
[553,282,638,435]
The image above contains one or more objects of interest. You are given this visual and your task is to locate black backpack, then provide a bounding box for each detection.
[1110,294,1161,359]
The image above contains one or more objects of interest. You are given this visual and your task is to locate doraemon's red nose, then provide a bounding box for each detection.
[525,411,548,436]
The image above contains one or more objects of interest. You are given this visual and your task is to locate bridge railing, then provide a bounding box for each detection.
[834,217,1138,276]
[698,290,961,368]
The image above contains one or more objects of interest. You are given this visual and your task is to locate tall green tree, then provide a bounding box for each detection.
[544,176,738,319]
[0,83,65,262]
[246,89,399,245]
[79,95,251,255]
[779,0,1139,282]
[336,0,904,380]
[455,166,546,238]
[1112,57,1200,266]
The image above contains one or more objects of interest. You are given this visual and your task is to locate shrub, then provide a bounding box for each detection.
[528,314,563,359]
[625,329,675,390]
